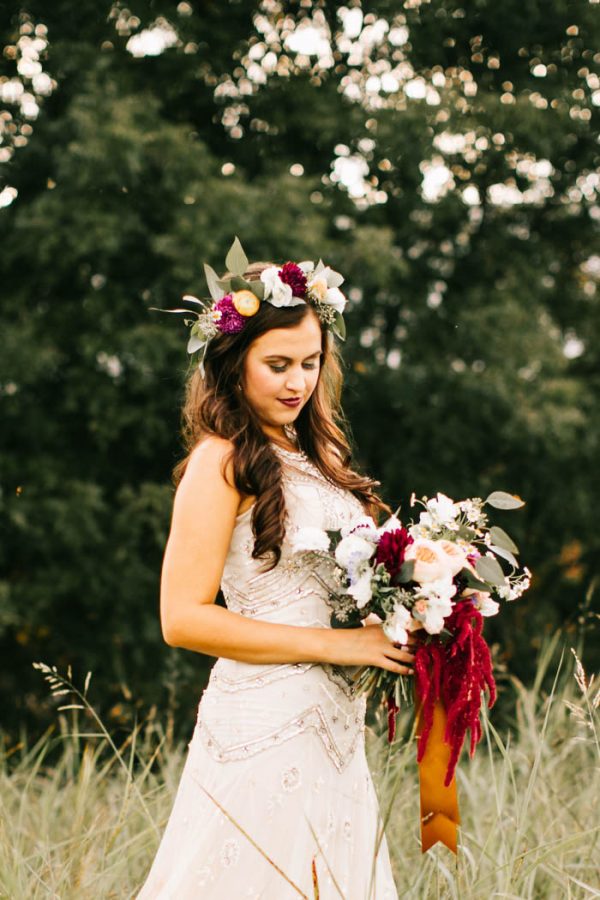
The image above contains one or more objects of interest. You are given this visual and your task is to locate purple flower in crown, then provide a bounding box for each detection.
[279,262,308,298]
[211,294,246,334]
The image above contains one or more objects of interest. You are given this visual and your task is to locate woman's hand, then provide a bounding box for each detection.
[327,624,416,675]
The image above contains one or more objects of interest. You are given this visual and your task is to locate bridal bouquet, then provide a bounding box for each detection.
[291,489,530,850]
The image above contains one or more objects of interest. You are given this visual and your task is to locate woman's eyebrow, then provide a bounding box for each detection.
[264,351,322,361]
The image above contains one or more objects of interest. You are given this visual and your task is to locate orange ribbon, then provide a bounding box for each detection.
[416,696,460,854]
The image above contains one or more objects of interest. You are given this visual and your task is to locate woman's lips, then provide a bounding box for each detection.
[278,398,301,407]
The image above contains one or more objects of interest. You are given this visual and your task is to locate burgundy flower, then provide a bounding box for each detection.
[374,527,414,585]
[279,262,308,298]
[213,294,246,334]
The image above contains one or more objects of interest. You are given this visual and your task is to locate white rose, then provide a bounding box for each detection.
[404,539,454,583]
[335,534,375,571]
[260,266,305,308]
[291,527,331,554]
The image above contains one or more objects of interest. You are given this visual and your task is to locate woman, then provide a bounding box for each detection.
[137,246,415,899]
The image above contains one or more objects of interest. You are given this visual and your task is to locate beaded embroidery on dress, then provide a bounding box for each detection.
[136,440,399,899]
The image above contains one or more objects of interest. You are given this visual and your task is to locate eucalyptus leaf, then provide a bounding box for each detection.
[475,555,507,586]
[485,491,525,510]
[187,334,206,354]
[250,281,265,300]
[225,236,248,277]
[181,294,206,307]
[148,306,199,316]
[203,264,226,301]
[462,570,494,592]
[230,275,251,292]
[489,525,519,553]
[397,559,415,584]
[333,311,346,341]
[489,544,519,568]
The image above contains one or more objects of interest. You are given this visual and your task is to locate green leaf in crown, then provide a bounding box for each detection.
[225,235,249,277]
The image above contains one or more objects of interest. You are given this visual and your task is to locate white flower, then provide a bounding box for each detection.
[417,576,456,605]
[458,498,484,524]
[419,492,460,531]
[335,534,375,571]
[341,514,379,541]
[413,577,455,635]
[302,260,347,314]
[383,604,411,644]
[404,538,454,583]
[422,595,453,634]
[377,514,404,536]
[347,567,372,609]
[260,266,306,308]
[437,539,471,577]
[472,591,500,617]
[291,527,331,554]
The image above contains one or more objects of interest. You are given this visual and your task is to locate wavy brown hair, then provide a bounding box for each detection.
[173,261,392,571]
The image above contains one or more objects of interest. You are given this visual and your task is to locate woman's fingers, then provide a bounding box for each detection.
[382,658,414,676]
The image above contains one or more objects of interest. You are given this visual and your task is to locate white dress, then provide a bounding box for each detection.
[136,443,399,899]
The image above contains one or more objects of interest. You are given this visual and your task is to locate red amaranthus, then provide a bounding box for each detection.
[414,601,496,785]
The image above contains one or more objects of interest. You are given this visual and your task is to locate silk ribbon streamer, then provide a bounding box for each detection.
[415,693,460,854]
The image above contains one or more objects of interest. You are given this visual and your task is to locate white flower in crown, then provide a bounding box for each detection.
[298,260,347,314]
[260,266,306,308]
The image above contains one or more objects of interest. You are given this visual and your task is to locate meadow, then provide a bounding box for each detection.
[1,636,598,899]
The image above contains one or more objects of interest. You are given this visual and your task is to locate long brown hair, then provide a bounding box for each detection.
[173,261,392,571]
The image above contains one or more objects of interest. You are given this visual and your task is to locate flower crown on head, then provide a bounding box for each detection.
[150,236,347,375]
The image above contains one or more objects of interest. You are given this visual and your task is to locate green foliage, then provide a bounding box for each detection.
[0,643,597,897]
[0,1,598,739]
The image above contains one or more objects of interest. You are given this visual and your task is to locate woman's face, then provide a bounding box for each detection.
[241,311,323,440]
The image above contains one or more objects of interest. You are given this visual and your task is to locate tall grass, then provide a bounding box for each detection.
[0,637,598,899]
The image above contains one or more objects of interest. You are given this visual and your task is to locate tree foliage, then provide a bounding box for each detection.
[1,0,598,741]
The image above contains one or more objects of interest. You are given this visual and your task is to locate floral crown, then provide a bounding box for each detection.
[151,236,347,376]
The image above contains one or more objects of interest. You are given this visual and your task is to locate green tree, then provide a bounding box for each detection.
[1,0,598,742]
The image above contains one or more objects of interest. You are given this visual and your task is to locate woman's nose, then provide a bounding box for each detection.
[285,369,306,392]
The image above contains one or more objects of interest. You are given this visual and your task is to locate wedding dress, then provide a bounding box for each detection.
[136,442,399,899]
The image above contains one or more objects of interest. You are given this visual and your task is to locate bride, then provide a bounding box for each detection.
[136,247,415,899]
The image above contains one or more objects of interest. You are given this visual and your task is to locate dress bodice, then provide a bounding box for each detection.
[195,443,369,773]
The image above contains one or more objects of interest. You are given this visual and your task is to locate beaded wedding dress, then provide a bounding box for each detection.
[137,441,399,899]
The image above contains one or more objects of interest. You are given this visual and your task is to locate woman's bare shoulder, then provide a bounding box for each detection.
[187,435,236,485]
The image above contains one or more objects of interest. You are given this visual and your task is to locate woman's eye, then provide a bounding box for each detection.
[269,363,318,372]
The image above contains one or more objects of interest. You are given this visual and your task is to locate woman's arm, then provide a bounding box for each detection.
[160,436,414,673]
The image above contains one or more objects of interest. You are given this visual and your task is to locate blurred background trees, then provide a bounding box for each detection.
[1,0,598,743]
